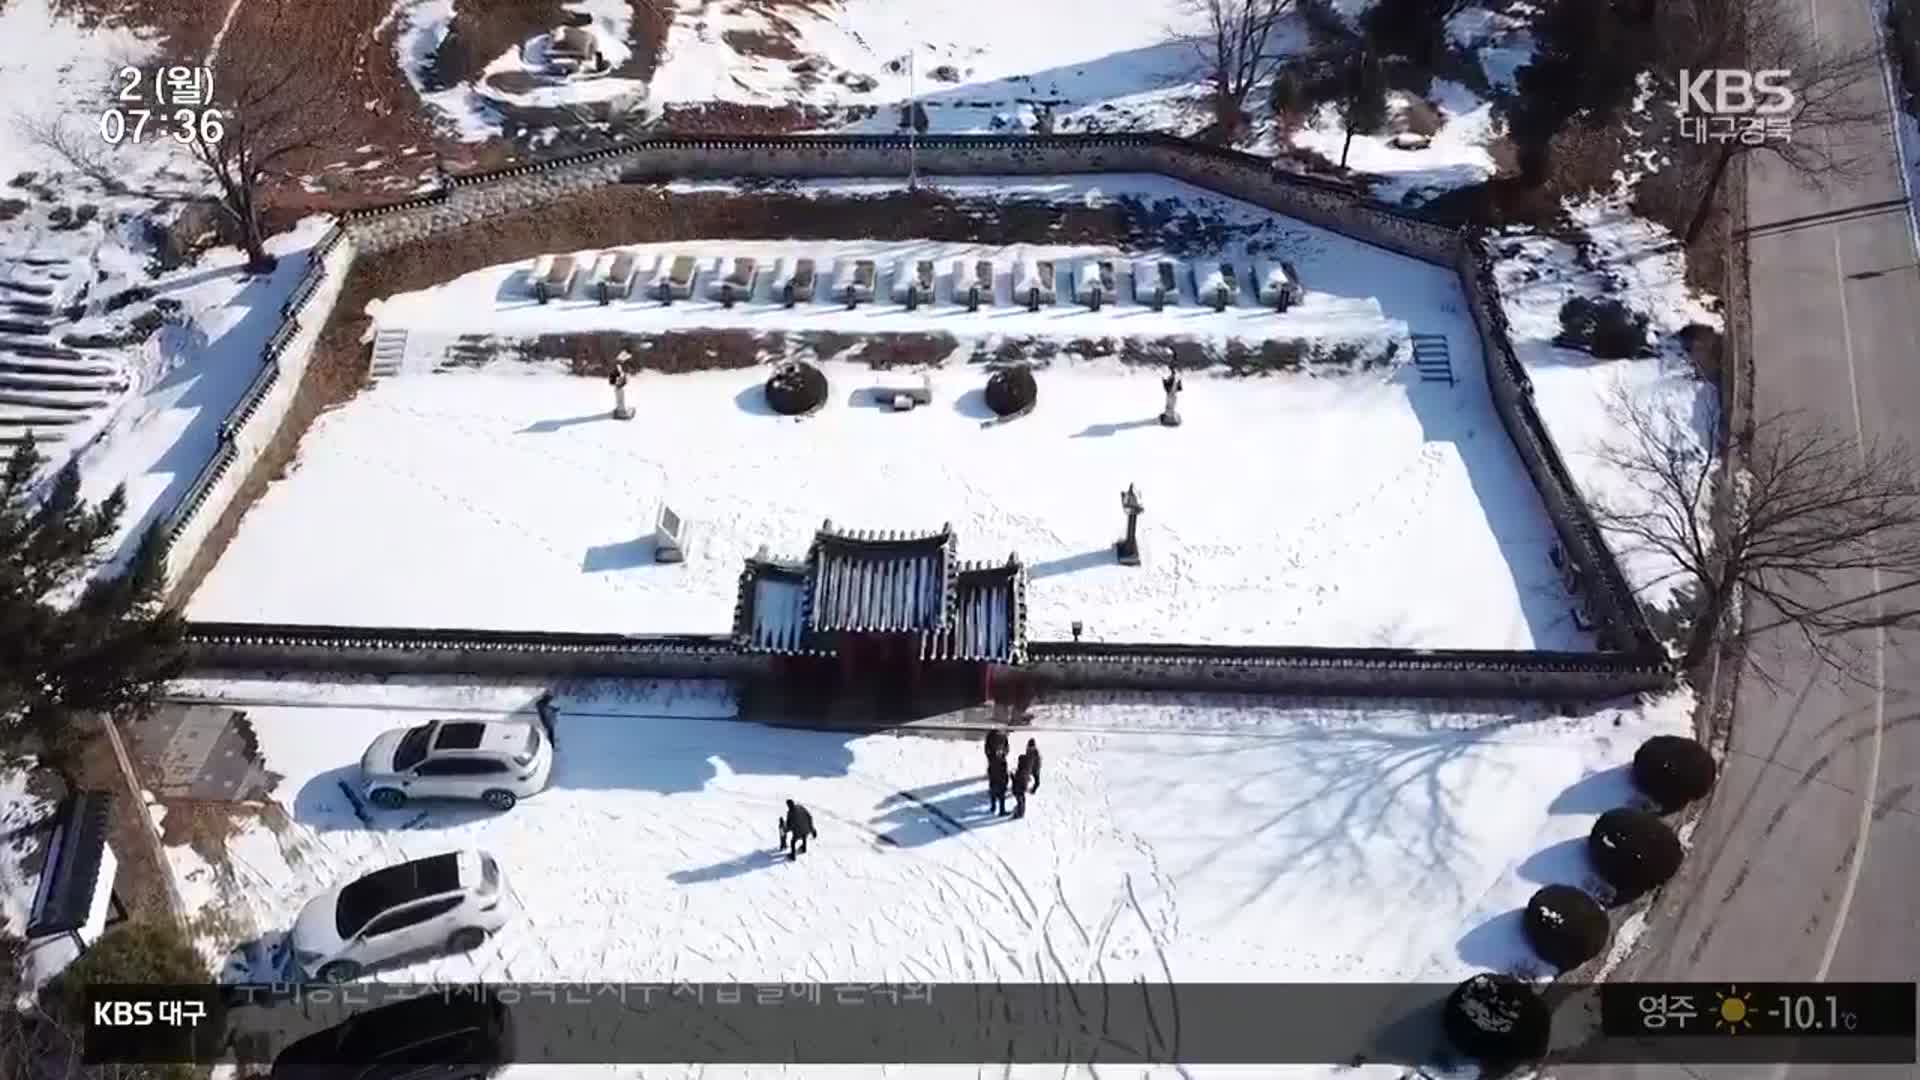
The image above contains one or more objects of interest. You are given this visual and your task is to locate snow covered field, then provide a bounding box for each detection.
[186,350,1590,649]
[0,1,339,576]
[165,677,1692,1017]
[190,170,1597,648]
[1491,200,1722,614]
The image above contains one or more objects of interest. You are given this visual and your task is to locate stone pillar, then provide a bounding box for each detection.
[1115,484,1144,566]
[1160,368,1183,427]
[609,365,634,420]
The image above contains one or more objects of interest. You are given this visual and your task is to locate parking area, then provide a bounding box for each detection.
[156,677,1690,993]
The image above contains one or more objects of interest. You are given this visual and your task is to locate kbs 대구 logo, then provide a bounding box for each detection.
[1677,69,1795,147]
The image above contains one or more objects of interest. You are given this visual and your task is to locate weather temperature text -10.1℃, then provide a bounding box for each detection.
[1602,982,1917,1038]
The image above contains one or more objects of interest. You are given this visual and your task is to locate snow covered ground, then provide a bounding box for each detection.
[185,341,1593,650]
[650,0,1210,131]
[1291,82,1502,205]
[1490,200,1722,616]
[394,0,649,143]
[0,1,343,577]
[161,676,1692,1073]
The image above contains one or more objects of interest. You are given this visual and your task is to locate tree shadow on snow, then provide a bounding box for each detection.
[547,714,859,794]
[733,384,776,416]
[1148,720,1511,910]
[1516,837,1589,886]
[1547,766,1634,814]
[951,388,995,420]
[1454,907,1531,969]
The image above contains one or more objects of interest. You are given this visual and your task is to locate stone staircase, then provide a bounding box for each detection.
[368,327,407,379]
[0,259,126,461]
[1410,333,1455,384]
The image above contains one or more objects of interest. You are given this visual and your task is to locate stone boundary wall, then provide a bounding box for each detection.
[179,624,1671,701]
[157,224,355,590]
[152,133,1672,700]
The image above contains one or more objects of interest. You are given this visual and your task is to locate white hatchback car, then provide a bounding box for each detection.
[286,850,510,983]
[361,719,552,811]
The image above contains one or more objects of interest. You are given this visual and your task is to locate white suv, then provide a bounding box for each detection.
[361,719,552,811]
[286,851,510,983]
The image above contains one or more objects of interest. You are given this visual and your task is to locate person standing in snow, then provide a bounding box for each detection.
[986,753,1010,817]
[1010,753,1033,819]
[1017,739,1041,794]
[984,728,1009,763]
[780,799,817,860]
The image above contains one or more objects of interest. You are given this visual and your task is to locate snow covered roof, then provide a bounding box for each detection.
[806,522,958,635]
[26,792,113,939]
[731,522,1027,662]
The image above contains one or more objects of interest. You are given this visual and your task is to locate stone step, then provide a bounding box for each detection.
[0,388,112,410]
[0,428,69,445]
[0,319,56,336]
[0,339,84,361]
[0,281,55,298]
[0,370,124,391]
[0,355,120,377]
[0,410,89,426]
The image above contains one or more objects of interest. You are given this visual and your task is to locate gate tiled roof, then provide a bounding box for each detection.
[731,521,1026,663]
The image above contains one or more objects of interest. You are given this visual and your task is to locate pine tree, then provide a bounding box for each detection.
[0,434,184,767]
[1504,0,1653,184]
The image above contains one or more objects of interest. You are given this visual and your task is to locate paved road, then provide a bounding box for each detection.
[1596,1,1920,1076]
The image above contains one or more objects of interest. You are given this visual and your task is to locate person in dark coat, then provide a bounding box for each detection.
[986,753,1010,816]
[1018,739,1040,793]
[984,728,1009,762]
[1010,754,1033,819]
[780,799,817,859]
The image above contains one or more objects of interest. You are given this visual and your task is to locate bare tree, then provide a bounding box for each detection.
[184,0,361,270]
[1181,0,1298,141]
[1674,0,1886,245]
[1589,387,1920,684]
[24,0,362,272]
[1335,50,1388,170]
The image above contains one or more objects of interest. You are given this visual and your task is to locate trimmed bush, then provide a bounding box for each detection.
[1588,808,1684,899]
[1632,735,1716,811]
[764,360,827,415]
[44,919,206,1024]
[1556,297,1650,359]
[984,366,1037,416]
[1442,973,1551,1067]
[1523,884,1611,971]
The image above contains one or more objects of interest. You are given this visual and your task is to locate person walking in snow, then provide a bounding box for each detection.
[986,753,1010,817]
[1017,739,1041,794]
[1010,753,1034,819]
[780,799,817,860]
[534,691,558,743]
[984,728,1009,763]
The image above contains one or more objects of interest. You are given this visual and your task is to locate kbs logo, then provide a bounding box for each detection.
[1677,70,1794,146]
[1679,69,1795,115]
[93,999,207,1027]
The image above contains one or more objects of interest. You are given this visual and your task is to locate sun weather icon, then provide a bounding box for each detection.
[1715,987,1754,1033]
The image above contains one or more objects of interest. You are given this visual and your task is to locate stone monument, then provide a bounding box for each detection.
[1115,484,1145,566]
[609,365,634,420]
